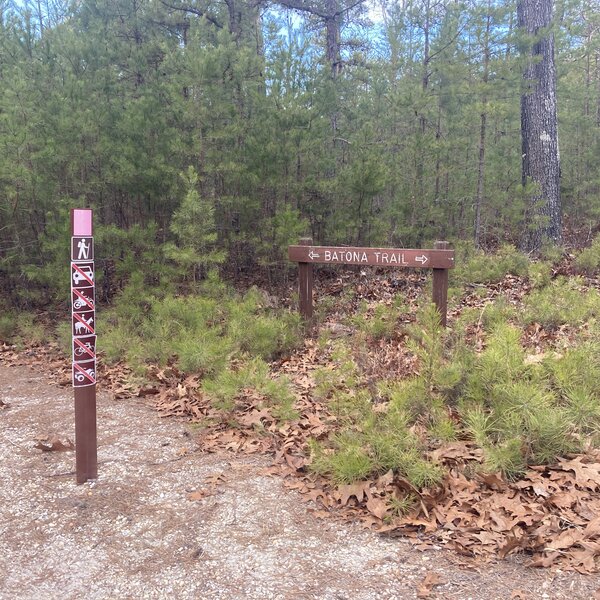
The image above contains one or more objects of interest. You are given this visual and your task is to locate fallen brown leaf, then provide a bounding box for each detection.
[366,496,388,520]
[187,489,211,501]
[416,572,444,598]
[337,481,370,506]
[34,435,74,452]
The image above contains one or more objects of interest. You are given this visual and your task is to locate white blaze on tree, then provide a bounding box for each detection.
[518,0,561,252]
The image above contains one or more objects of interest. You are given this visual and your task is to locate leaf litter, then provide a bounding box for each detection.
[4,266,600,577]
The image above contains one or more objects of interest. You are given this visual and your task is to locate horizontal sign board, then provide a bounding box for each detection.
[288,245,455,269]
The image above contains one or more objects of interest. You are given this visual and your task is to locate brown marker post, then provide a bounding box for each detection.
[71,209,98,484]
[298,237,314,322]
[432,240,450,327]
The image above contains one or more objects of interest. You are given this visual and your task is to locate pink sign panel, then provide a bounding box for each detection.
[72,209,93,236]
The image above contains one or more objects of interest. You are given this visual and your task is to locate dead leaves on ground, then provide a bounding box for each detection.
[187,472,228,501]
[416,572,445,598]
[34,435,74,452]
[85,336,600,573]
[280,447,600,574]
[5,269,600,573]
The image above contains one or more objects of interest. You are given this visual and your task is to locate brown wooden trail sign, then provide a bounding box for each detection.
[71,208,97,484]
[288,239,454,326]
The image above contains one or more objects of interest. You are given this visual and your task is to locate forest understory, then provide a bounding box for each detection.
[5,243,600,575]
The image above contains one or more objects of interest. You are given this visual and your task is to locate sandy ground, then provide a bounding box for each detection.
[1,362,599,600]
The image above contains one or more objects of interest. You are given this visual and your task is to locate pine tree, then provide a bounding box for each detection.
[518,0,561,252]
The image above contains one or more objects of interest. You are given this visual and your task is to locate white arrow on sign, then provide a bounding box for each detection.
[415,255,428,265]
[308,249,321,259]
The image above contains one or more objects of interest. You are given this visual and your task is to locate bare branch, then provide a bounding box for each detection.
[160,0,223,29]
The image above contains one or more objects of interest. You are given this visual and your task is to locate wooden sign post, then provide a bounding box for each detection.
[289,239,455,326]
[71,208,97,484]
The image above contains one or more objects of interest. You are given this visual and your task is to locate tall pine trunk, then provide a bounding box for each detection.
[518,0,561,252]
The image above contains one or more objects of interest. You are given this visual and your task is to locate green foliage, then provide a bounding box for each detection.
[406,303,444,391]
[388,494,417,517]
[479,297,517,332]
[54,322,73,356]
[349,302,402,341]
[102,277,301,374]
[575,234,600,275]
[453,244,530,285]
[95,223,175,300]
[397,449,445,489]
[164,167,226,279]
[314,342,360,401]
[203,357,296,419]
[0,311,18,341]
[481,439,527,480]
[521,277,600,328]
[458,324,587,478]
[309,435,374,485]
[14,314,48,346]
[315,305,599,486]
[0,0,598,306]
[527,262,552,289]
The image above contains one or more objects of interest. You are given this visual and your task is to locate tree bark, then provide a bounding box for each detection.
[518,0,561,252]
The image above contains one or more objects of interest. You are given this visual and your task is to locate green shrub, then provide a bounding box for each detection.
[0,311,18,341]
[350,302,402,341]
[406,303,444,390]
[465,324,528,404]
[521,277,600,328]
[482,438,527,480]
[307,290,600,489]
[453,243,529,285]
[310,434,374,484]
[14,314,47,345]
[527,262,552,289]
[480,297,517,331]
[363,410,414,471]
[54,321,73,355]
[176,333,233,376]
[545,342,600,396]
[314,342,360,400]
[575,234,600,275]
[203,358,296,418]
[98,274,301,379]
[458,323,586,478]
[397,449,444,488]
[564,388,600,435]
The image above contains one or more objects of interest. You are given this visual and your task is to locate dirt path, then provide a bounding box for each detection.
[0,362,599,600]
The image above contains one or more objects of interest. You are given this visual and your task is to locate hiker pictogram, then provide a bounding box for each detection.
[78,238,90,260]
[71,236,94,262]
